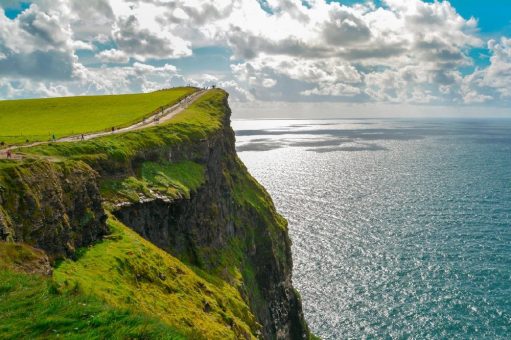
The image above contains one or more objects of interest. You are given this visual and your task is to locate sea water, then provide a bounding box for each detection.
[233,118,511,339]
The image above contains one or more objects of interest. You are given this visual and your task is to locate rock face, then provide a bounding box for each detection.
[113,96,310,339]
[0,242,52,276]
[0,160,107,259]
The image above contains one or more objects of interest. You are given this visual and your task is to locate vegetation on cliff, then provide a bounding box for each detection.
[54,217,258,339]
[0,270,185,339]
[0,241,184,339]
[100,160,205,205]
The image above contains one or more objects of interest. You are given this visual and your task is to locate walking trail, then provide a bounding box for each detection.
[0,89,208,160]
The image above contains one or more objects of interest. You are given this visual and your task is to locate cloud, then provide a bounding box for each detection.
[112,15,192,61]
[0,4,73,53]
[17,5,70,48]
[262,78,277,88]
[0,3,80,80]
[76,62,181,94]
[461,37,511,103]
[0,50,75,80]
[322,7,371,46]
[301,83,361,97]
[97,49,129,63]
[0,0,509,110]
[68,0,115,41]
[484,38,511,98]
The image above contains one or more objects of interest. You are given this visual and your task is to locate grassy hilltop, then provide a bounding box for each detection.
[0,87,196,145]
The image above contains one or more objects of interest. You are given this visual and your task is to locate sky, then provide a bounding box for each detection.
[0,0,510,117]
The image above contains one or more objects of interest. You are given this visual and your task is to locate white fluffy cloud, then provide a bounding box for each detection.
[0,0,510,109]
[97,49,129,64]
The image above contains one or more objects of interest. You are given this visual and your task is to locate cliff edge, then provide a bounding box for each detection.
[0,89,311,339]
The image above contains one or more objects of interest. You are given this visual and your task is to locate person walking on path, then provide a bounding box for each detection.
[52,134,56,142]
[6,150,12,159]
[81,134,85,140]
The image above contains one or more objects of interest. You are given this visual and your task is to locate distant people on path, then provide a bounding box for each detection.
[52,134,56,142]
[111,127,115,133]
[6,150,12,159]
[81,134,85,140]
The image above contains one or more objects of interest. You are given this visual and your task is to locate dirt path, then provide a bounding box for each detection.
[0,89,208,160]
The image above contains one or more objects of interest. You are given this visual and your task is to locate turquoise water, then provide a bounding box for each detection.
[233,118,511,339]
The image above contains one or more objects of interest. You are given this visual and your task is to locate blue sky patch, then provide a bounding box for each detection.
[3,2,30,19]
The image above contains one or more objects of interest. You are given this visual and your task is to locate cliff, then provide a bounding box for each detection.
[0,160,107,258]
[0,89,311,339]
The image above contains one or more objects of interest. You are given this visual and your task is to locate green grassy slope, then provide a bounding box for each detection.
[53,218,259,339]
[100,160,206,205]
[0,244,185,339]
[0,270,185,340]
[0,87,196,145]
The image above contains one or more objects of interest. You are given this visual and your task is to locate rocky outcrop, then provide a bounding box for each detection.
[112,95,310,339]
[0,242,52,276]
[0,160,107,259]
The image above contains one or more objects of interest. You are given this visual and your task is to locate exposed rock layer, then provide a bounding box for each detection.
[0,160,107,259]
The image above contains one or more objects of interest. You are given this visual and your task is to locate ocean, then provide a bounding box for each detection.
[233,118,511,339]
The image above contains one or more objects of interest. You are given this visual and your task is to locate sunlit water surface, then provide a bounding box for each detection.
[233,118,511,339]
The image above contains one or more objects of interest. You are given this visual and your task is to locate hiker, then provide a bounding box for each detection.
[111,127,115,133]
[52,134,56,142]
[6,150,12,159]
[81,134,84,140]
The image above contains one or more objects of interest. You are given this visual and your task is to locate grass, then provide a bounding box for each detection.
[142,161,205,198]
[0,269,185,339]
[141,160,205,195]
[21,89,227,163]
[100,160,206,205]
[53,217,259,339]
[0,87,197,145]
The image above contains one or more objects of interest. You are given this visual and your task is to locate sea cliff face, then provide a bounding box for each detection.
[0,160,107,259]
[111,95,309,338]
[0,90,310,339]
